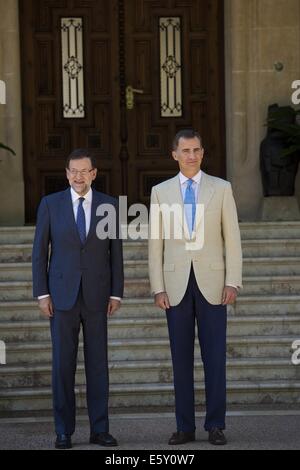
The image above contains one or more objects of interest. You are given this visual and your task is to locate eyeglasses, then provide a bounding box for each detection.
[68,168,95,177]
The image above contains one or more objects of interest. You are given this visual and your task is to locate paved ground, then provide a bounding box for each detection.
[0,411,300,450]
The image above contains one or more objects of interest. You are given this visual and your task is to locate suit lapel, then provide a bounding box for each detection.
[194,172,215,231]
[85,189,100,244]
[164,176,190,240]
[63,187,101,246]
[165,176,182,206]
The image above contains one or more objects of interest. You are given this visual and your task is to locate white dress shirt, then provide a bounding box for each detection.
[179,169,202,202]
[70,186,92,237]
[38,187,121,301]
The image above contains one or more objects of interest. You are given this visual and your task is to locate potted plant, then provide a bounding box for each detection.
[260,103,300,196]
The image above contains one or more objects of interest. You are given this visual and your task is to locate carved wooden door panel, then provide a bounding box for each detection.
[123,0,225,205]
[20,0,225,222]
[20,0,120,222]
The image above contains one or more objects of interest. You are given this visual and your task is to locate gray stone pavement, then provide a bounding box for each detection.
[0,411,300,450]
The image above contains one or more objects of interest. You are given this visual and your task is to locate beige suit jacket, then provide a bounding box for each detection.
[148,172,243,306]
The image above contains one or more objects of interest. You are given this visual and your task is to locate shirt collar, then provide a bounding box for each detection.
[70,187,93,204]
[179,170,202,186]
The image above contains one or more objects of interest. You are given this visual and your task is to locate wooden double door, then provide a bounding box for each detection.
[20,0,225,222]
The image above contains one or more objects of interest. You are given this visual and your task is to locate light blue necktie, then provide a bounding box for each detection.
[76,197,86,244]
[184,179,196,235]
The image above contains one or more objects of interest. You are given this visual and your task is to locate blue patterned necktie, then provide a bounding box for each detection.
[184,179,196,235]
[76,197,86,244]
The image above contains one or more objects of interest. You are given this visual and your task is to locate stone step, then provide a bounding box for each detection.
[0,227,35,245]
[2,257,300,281]
[0,279,151,300]
[241,276,300,295]
[1,358,299,389]
[130,239,300,259]
[0,260,150,281]
[1,380,300,411]
[0,299,163,322]
[0,242,150,263]
[1,222,300,245]
[241,239,300,257]
[0,263,32,281]
[0,241,150,263]
[242,257,300,276]
[233,295,300,316]
[2,239,300,263]
[1,315,300,343]
[0,245,32,263]
[0,295,299,322]
[1,275,300,301]
[0,282,34,301]
[4,336,296,364]
[125,257,300,278]
[239,222,300,240]
[1,224,299,413]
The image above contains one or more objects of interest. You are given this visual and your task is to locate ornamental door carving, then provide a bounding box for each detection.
[20,0,225,222]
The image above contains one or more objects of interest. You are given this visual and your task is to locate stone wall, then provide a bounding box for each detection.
[0,0,24,225]
[225,0,300,220]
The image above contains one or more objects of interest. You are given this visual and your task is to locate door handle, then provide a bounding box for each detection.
[126,85,144,110]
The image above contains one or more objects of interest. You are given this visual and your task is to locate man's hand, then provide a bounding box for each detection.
[38,297,54,318]
[107,299,121,316]
[154,292,170,310]
[222,286,238,305]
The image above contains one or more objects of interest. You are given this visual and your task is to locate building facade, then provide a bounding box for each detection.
[1,0,300,224]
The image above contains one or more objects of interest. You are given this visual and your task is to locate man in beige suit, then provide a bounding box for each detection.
[148,129,242,446]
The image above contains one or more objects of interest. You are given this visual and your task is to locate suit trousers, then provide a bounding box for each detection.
[166,265,227,432]
[50,285,109,436]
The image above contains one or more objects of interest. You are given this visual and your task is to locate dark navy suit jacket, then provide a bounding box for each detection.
[32,188,124,312]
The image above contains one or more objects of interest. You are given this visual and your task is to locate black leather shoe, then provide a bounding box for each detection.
[208,428,227,445]
[55,434,72,449]
[90,432,118,447]
[168,431,195,445]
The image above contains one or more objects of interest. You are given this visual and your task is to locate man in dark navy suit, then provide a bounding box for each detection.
[32,149,124,449]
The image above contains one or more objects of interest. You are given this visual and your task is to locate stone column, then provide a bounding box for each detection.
[225,0,300,220]
[0,0,25,225]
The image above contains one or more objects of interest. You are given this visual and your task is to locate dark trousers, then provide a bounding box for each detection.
[166,266,227,432]
[50,287,109,436]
